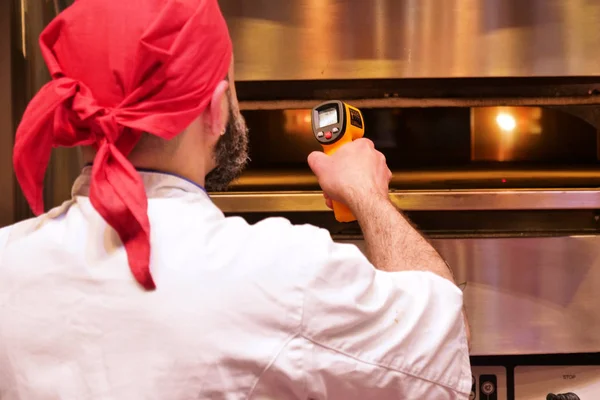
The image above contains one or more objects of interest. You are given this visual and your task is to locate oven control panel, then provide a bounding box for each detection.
[471,366,507,400]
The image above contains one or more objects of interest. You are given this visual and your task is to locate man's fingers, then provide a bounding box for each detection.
[307,151,329,175]
[323,193,333,209]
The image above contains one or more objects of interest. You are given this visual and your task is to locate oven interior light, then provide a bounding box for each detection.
[496,113,517,132]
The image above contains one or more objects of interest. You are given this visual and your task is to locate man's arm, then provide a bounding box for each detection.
[351,195,472,348]
[352,195,453,279]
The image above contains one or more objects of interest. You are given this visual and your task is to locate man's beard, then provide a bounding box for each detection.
[204,104,250,192]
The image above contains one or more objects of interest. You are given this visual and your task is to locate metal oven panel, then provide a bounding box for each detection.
[339,236,600,356]
[220,0,600,81]
[515,366,600,399]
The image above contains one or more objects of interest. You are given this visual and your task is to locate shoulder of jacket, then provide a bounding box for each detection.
[0,205,70,251]
[223,216,335,267]
[244,217,330,243]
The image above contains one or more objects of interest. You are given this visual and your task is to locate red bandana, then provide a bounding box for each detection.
[13,0,232,290]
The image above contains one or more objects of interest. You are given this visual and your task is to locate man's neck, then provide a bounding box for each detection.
[80,146,208,188]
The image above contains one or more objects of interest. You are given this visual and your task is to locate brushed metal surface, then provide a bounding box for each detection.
[239,96,600,111]
[341,236,600,356]
[211,189,600,213]
[229,170,600,191]
[220,0,600,81]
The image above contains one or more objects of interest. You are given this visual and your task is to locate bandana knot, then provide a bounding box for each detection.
[13,0,232,290]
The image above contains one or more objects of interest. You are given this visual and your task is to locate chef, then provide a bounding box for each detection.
[0,0,472,398]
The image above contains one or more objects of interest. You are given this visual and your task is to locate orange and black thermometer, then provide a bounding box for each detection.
[311,100,365,223]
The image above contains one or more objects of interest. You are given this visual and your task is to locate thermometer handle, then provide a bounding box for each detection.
[331,200,356,223]
[323,140,357,223]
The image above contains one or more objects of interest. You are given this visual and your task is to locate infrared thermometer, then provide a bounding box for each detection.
[311,100,365,223]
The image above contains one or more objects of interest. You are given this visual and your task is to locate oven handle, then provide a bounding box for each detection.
[211,189,600,213]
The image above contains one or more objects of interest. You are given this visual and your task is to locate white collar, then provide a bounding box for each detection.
[72,166,210,200]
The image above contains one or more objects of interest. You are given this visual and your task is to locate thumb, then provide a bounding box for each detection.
[307,151,329,175]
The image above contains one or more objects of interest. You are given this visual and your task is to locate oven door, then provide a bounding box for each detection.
[216,103,600,229]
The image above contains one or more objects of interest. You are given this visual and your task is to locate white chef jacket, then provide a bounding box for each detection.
[0,168,471,400]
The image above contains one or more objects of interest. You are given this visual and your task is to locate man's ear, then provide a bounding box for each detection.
[209,80,230,138]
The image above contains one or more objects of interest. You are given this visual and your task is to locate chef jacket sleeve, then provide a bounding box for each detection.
[297,225,472,399]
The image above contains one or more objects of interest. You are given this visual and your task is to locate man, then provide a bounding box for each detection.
[0,0,471,399]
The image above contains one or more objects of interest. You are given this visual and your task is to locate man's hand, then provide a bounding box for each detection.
[307,138,392,211]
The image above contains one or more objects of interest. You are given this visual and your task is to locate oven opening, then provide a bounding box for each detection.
[234,106,599,191]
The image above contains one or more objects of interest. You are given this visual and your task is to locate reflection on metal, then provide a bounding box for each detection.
[340,236,600,355]
[220,0,600,81]
[211,189,600,213]
[19,0,26,57]
[239,96,600,111]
